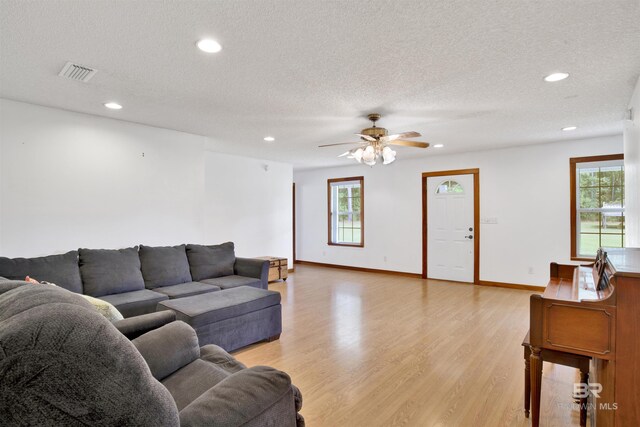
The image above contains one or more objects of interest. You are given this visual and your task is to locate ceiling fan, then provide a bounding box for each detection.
[318,113,430,166]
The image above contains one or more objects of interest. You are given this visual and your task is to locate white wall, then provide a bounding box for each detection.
[0,99,206,256]
[0,99,293,263]
[294,135,623,286]
[204,152,293,267]
[624,76,640,247]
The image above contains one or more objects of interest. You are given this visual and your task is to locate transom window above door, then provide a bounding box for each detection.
[436,180,464,194]
[327,176,364,247]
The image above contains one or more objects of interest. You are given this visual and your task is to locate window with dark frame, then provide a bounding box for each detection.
[327,176,364,247]
[570,154,625,259]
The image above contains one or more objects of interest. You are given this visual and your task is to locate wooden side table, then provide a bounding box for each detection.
[256,257,288,283]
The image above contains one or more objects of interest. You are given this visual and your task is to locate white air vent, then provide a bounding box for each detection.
[58,62,98,82]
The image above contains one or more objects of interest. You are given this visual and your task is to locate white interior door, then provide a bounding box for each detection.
[426,174,475,282]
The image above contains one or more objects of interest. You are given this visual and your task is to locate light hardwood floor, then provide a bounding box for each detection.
[234,265,584,427]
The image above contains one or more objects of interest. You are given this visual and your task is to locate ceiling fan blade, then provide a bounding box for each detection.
[337,151,352,157]
[383,131,421,141]
[355,133,376,142]
[388,140,430,148]
[318,142,365,147]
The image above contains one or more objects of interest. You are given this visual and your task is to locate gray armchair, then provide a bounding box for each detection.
[0,282,179,426]
[0,281,303,426]
[134,321,304,426]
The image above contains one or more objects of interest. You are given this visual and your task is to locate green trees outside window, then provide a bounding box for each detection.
[577,162,625,257]
[328,177,364,246]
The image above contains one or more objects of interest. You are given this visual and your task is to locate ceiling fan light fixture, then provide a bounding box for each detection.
[353,148,364,163]
[382,146,396,165]
[362,145,376,164]
[319,113,430,166]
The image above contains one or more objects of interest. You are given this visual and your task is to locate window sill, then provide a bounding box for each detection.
[571,256,596,262]
[328,242,364,248]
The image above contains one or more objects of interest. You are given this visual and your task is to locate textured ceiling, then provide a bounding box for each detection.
[1,0,639,169]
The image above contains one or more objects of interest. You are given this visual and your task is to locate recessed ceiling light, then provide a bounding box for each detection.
[562,126,577,131]
[544,72,569,82]
[263,136,275,142]
[433,144,444,148]
[196,39,222,53]
[104,102,122,110]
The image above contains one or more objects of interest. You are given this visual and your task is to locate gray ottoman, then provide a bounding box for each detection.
[157,286,282,352]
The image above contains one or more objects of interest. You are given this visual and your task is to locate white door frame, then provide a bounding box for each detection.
[422,169,480,283]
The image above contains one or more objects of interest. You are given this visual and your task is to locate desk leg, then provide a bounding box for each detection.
[579,371,588,427]
[530,346,543,427]
[524,346,531,417]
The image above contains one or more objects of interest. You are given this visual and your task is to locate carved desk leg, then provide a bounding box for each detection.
[530,346,543,427]
[524,345,531,417]
[579,370,588,427]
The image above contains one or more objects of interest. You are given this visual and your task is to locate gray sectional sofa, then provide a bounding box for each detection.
[0,280,304,426]
[0,242,282,352]
[0,242,269,317]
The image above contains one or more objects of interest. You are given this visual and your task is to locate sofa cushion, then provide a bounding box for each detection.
[139,245,192,288]
[79,247,145,297]
[185,242,235,281]
[178,366,294,427]
[154,282,221,299]
[199,275,262,290]
[0,251,83,293]
[99,289,168,318]
[162,359,231,411]
[199,344,247,373]
[157,286,281,328]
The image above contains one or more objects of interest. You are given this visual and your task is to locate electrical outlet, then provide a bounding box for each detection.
[383,256,387,262]
[528,267,534,275]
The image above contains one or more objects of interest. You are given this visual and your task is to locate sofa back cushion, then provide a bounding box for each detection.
[0,251,83,293]
[79,247,145,297]
[186,242,235,281]
[139,244,192,289]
